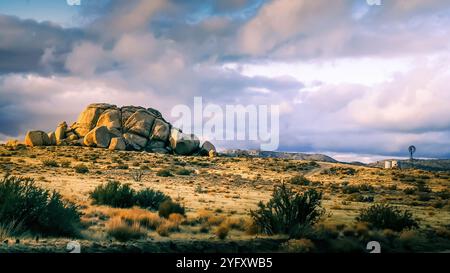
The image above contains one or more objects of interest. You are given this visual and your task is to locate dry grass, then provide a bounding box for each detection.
[106,216,147,242]
[112,207,162,230]
[215,223,230,240]
[1,145,449,252]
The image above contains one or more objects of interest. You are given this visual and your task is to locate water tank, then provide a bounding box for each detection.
[384,161,392,169]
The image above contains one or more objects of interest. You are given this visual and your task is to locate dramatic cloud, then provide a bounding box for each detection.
[1,0,450,160]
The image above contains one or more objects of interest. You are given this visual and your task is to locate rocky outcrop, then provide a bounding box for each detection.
[22,103,215,156]
[73,103,115,137]
[200,141,217,157]
[84,126,111,148]
[48,132,57,146]
[109,137,126,151]
[169,128,200,155]
[25,131,51,147]
[55,122,67,141]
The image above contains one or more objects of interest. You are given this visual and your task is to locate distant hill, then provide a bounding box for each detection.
[221,149,338,163]
[369,159,450,171]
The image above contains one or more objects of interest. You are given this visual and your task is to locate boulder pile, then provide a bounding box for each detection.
[24,103,216,156]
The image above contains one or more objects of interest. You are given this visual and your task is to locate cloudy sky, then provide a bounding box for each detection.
[1,0,450,162]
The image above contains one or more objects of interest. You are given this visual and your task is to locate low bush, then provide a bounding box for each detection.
[0,176,81,237]
[134,188,170,210]
[90,181,135,208]
[250,184,325,238]
[289,175,310,186]
[356,204,419,232]
[175,168,192,176]
[42,159,59,167]
[74,164,89,174]
[106,217,146,242]
[156,169,173,177]
[158,200,185,218]
[90,181,174,211]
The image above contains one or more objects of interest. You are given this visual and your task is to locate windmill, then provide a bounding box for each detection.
[408,145,416,162]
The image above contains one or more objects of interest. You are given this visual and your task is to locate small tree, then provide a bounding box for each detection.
[250,184,325,238]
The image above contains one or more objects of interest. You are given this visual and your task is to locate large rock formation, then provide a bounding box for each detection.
[25,131,51,147]
[23,103,215,156]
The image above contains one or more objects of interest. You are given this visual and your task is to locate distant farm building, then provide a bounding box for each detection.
[384,160,399,169]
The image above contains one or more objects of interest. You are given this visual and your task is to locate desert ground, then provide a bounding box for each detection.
[0,144,449,253]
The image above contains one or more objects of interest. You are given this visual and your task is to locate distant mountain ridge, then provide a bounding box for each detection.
[221,149,338,163]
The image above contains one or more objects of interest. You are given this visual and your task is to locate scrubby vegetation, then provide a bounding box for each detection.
[250,184,325,237]
[74,164,89,174]
[0,176,81,237]
[289,175,310,185]
[106,216,147,242]
[356,204,419,231]
[158,200,186,218]
[42,159,59,167]
[135,188,171,210]
[156,169,173,177]
[90,181,171,210]
[90,181,135,208]
[1,144,449,253]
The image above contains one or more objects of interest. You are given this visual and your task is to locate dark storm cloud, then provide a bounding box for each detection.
[0,15,88,74]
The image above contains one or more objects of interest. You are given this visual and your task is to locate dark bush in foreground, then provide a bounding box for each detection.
[250,184,325,238]
[356,204,419,232]
[90,181,135,208]
[158,199,185,218]
[0,176,81,237]
[135,188,170,210]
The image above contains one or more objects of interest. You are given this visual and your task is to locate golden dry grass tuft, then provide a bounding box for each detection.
[106,216,147,242]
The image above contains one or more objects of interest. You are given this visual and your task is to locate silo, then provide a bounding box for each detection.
[384,161,392,169]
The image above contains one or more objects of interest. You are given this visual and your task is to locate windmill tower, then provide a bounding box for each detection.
[408,145,416,162]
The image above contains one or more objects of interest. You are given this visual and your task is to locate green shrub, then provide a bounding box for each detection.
[42,159,59,167]
[156,169,173,177]
[90,181,135,208]
[0,176,81,237]
[74,164,89,174]
[90,181,174,211]
[356,204,419,232]
[158,200,185,218]
[342,184,374,194]
[289,175,310,186]
[134,188,170,210]
[322,167,357,176]
[250,184,325,238]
